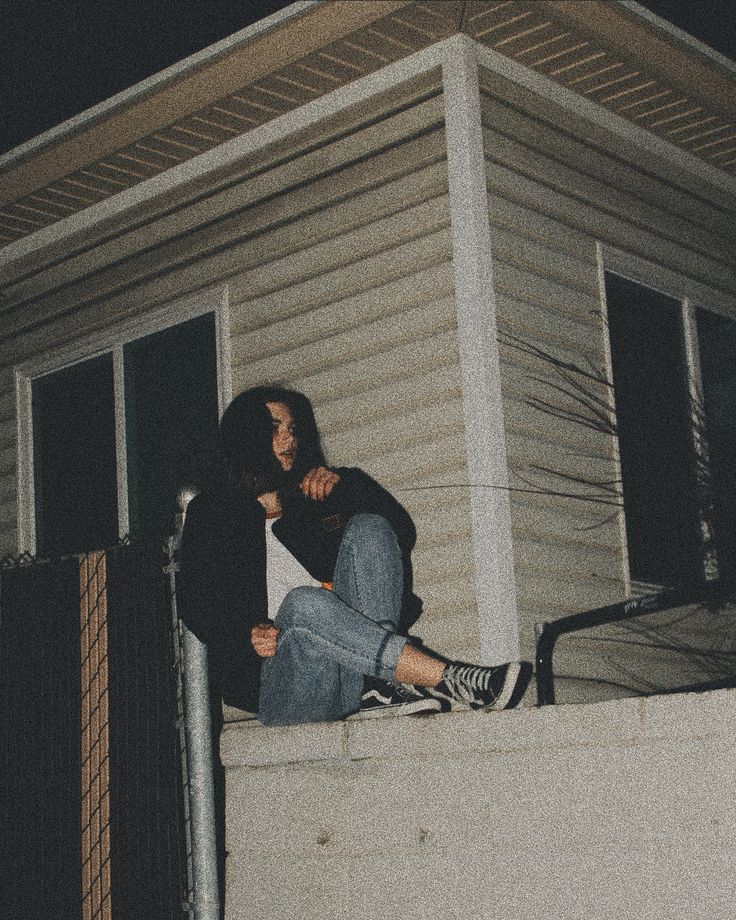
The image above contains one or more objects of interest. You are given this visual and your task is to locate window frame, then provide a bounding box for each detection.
[597,244,733,591]
[15,285,232,555]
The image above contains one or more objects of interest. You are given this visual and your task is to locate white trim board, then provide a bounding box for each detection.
[595,242,630,592]
[443,36,519,664]
[0,43,446,274]
[472,40,736,197]
[15,285,230,553]
[113,346,130,538]
[14,285,228,380]
[619,0,736,75]
[3,32,734,273]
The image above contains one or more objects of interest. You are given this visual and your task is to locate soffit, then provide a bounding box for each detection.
[465,1,736,168]
[0,0,733,249]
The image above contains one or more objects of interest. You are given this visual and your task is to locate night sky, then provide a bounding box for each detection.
[1,0,734,157]
[1,0,293,155]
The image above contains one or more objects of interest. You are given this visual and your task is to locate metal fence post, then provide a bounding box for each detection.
[169,486,221,920]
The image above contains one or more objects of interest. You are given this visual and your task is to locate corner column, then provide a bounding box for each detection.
[442,35,519,663]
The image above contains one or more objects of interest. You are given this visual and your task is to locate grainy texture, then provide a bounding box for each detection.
[1,76,478,663]
[480,69,736,696]
[220,688,736,920]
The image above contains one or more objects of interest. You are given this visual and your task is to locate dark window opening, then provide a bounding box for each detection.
[125,312,219,540]
[605,273,701,584]
[31,312,219,555]
[33,354,119,556]
[696,308,736,577]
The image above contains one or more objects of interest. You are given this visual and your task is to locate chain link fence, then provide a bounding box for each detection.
[1,540,191,920]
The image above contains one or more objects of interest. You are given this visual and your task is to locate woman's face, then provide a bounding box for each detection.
[266,401,297,471]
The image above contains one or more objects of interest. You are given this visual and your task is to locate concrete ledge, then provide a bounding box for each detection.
[220,687,736,769]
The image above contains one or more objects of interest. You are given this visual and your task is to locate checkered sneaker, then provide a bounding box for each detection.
[431,661,532,711]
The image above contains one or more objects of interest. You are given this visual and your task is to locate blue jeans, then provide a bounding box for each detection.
[258,513,408,725]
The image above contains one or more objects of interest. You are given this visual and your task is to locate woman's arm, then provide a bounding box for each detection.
[326,467,417,552]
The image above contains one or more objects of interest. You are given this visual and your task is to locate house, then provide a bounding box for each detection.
[2,0,734,699]
[1,3,735,917]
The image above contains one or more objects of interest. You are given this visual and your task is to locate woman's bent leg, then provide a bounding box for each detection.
[332,513,404,630]
[257,597,345,725]
[258,515,408,724]
[257,586,408,724]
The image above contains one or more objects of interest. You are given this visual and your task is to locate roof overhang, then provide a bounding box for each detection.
[1,0,734,253]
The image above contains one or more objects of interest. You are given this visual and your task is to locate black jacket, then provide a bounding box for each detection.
[177,467,419,712]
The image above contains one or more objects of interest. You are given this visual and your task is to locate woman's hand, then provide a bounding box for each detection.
[251,622,279,658]
[301,467,340,501]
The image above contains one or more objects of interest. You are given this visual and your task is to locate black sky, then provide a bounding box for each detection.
[1,0,293,155]
[1,0,734,158]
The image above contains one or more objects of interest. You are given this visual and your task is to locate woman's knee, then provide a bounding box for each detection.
[343,512,397,548]
[275,585,325,630]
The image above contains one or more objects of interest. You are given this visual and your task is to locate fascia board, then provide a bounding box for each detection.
[473,38,736,197]
[2,33,734,277]
[0,38,449,276]
[0,1,412,203]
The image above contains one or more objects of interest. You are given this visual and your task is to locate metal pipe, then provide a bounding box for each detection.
[167,537,194,910]
[170,487,221,920]
[181,627,220,920]
[534,577,736,706]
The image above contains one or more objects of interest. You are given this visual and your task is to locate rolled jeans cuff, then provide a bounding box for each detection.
[376,632,408,682]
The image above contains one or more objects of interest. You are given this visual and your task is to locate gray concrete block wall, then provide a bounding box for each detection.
[220,690,736,920]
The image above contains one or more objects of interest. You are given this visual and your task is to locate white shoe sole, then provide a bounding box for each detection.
[347,698,442,720]
[483,662,521,711]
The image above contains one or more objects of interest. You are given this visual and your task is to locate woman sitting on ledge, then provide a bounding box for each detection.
[179,385,531,725]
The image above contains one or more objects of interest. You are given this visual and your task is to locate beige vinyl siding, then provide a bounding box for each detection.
[227,133,477,660]
[0,90,447,361]
[0,73,479,661]
[480,69,736,699]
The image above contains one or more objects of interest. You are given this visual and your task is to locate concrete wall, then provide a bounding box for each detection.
[221,688,736,920]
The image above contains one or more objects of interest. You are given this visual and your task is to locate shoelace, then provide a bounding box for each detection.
[443,665,497,703]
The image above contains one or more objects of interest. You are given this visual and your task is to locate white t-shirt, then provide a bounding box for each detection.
[265,517,320,618]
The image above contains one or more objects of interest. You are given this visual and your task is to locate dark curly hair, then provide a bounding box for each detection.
[217,385,327,496]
